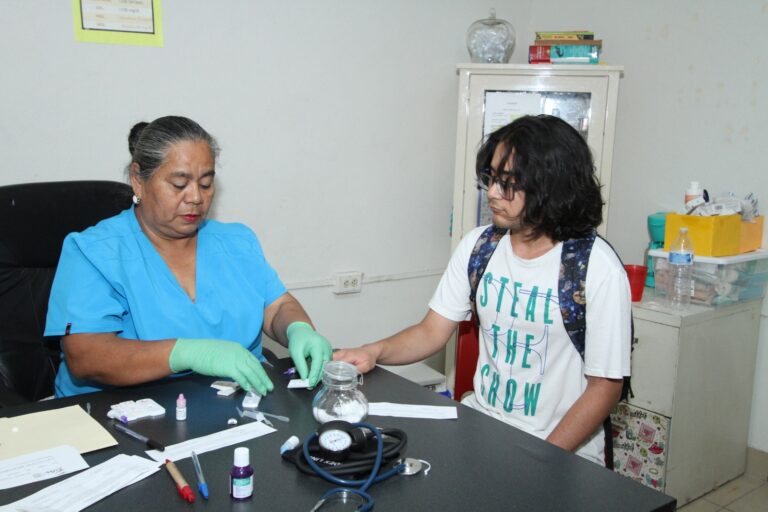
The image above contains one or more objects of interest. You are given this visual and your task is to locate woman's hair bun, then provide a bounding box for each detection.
[128,121,149,155]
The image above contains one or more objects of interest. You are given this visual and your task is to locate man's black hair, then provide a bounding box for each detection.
[476,114,604,241]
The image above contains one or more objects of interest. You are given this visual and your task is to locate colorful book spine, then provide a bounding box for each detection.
[535,31,594,40]
[535,39,602,47]
[528,44,600,64]
[528,45,551,64]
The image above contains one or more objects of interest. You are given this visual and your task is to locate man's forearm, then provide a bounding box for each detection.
[372,310,457,365]
[546,376,622,452]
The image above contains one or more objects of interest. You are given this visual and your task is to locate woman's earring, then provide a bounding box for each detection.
[132,194,141,205]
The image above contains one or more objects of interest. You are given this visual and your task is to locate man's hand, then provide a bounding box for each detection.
[332,345,381,373]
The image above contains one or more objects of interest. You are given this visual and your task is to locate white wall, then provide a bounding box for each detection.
[2,1,766,451]
[527,1,768,451]
[0,0,530,353]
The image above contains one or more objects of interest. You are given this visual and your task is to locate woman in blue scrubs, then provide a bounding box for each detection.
[45,116,332,397]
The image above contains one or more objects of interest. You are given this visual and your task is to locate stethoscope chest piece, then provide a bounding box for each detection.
[310,490,366,512]
[398,458,429,476]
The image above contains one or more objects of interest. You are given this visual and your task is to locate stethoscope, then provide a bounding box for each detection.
[301,421,429,511]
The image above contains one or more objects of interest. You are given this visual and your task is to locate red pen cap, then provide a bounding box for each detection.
[179,484,195,503]
[165,459,196,503]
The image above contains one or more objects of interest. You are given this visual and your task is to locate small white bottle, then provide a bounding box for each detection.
[176,393,187,421]
[667,227,695,310]
[279,435,300,455]
[685,181,703,204]
[230,447,254,500]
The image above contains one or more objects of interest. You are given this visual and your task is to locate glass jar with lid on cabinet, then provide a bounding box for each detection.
[466,9,516,63]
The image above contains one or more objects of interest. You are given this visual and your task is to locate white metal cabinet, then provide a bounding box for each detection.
[626,298,761,505]
[446,63,623,383]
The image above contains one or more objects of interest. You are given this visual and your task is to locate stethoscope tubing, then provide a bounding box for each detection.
[302,421,409,510]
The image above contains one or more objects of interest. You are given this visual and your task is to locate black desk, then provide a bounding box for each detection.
[1,359,676,511]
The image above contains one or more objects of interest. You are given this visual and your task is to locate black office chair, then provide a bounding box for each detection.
[0,181,133,406]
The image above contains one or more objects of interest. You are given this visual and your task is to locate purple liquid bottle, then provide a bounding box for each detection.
[230,447,253,500]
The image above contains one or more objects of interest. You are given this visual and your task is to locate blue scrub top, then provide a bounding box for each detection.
[45,207,287,397]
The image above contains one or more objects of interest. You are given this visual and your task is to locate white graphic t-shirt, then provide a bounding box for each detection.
[430,226,631,464]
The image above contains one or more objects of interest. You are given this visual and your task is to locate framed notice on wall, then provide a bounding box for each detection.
[72,0,164,47]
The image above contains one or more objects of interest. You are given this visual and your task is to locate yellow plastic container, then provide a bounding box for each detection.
[740,216,764,253]
[664,213,741,257]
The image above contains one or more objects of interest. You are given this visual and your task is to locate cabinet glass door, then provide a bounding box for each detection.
[460,73,610,235]
[477,89,593,225]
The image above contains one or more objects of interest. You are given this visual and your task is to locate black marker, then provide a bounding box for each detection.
[114,422,165,451]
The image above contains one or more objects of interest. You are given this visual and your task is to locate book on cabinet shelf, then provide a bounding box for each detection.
[535,39,602,47]
[530,29,601,64]
[528,44,600,64]
[534,30,594,40]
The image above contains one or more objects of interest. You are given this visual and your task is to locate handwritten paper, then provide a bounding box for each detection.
[0,405,117,461]
[0,445,88,490]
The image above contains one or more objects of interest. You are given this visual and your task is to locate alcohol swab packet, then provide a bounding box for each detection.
[287,379,310,389]
[242,391,262,409]
[211,380,240,396]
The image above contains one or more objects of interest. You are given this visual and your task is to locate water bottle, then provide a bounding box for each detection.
[667,227,694,310]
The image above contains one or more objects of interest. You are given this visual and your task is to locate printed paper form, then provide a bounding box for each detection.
[368,402,458,420]
[0,445,88,491]
[0,405,117,461]
[0,454,159,512]
[80,0,155,34]
[483,91,543,136]
[145,420,275,462]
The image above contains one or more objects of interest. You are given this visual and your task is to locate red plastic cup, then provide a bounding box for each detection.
[624,265,648,302]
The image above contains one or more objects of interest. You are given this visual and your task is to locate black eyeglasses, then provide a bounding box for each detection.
[476,167,519,200]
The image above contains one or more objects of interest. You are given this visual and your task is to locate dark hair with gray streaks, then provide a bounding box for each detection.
[127,116,220,181]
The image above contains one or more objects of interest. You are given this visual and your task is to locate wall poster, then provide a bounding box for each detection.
[72,0,163,47]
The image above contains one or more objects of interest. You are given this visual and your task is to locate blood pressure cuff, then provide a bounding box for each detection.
[283,426,407,479]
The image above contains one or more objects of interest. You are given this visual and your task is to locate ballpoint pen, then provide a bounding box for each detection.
[113,422,165,451]
[165,459,195,503]
[191,451,209,499]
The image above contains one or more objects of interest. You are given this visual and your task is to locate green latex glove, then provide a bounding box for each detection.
[286,322,333,388]
[169,338,274,395]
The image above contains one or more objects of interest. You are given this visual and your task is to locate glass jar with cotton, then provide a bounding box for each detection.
[312,361,368,424]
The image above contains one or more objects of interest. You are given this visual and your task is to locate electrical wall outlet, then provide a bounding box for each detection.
[332,271,363,294]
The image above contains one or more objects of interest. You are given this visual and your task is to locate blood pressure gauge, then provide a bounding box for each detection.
[317,421,355,461]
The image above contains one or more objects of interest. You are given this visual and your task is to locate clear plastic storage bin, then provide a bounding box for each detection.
[650,249,768,307]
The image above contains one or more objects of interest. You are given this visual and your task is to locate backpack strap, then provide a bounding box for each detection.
[468,225,508,313]
[560,232,637,470]
[558,233,635,397]
[558,233,597,360]
[594,234,636,402]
